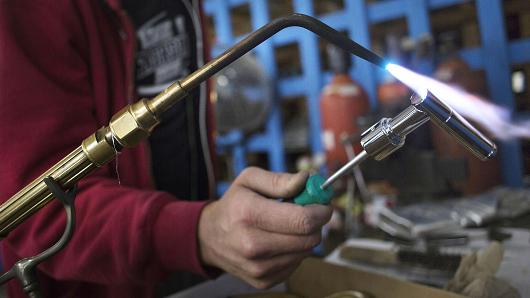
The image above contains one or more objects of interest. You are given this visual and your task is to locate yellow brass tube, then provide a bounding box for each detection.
[147,81,188,117]
[0,146,99,237]
[0,97,162,237]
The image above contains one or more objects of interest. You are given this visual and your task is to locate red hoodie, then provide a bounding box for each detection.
[0,0,215,297]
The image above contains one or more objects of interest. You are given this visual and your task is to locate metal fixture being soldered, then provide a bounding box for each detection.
[319,91,497,190]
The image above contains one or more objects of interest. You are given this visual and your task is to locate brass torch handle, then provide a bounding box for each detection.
[0,100,160,237]
[0,14,385,237]
[0,146,98,236]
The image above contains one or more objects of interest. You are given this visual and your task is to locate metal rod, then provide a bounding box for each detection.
[344,143,369,201]
[321,150,369,189]
[181,14,386,91]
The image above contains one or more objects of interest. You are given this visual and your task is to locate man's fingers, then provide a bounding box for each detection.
[238,228,321,259]
[243,191,332,235]
[264,204,330,235]
[236,167,308,198]
[200,170,329,291]
[242,252,309,289]
[256,261,304,289]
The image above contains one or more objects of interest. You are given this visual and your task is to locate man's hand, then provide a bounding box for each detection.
[198,167,332,289]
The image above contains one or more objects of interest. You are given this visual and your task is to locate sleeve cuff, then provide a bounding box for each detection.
[152,199,222,278]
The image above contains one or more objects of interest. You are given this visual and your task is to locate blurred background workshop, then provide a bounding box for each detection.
[190,0,530,297]
[1,0,530,298]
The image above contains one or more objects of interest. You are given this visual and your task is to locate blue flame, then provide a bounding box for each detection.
[385,63,428,100]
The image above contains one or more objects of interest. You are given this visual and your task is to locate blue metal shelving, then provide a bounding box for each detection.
[205,0,530,195]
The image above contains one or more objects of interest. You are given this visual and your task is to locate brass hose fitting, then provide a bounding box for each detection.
[0,99,162,237]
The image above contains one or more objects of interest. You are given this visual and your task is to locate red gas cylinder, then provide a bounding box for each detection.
[320,74,370,173]
[377,78,410,116]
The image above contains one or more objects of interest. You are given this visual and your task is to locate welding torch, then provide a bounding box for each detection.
[0,14,497,237]
[0,14,387,237]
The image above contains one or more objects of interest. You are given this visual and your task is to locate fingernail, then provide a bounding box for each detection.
[292,171,308,184]
[296,170,309,179]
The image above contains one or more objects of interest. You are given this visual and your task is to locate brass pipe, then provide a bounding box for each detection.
[0,100,160,237]
[0,146,96,236]
[0,14,384,237]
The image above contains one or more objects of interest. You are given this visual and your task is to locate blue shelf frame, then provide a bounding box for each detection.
[205,0,530,195]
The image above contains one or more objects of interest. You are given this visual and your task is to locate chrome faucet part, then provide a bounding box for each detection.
[360,105,430,160]
[322,91,498,189]
[322,104,431,189]
[411,92,497,160]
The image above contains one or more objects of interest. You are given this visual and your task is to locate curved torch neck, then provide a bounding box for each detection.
[147,13,385,116]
